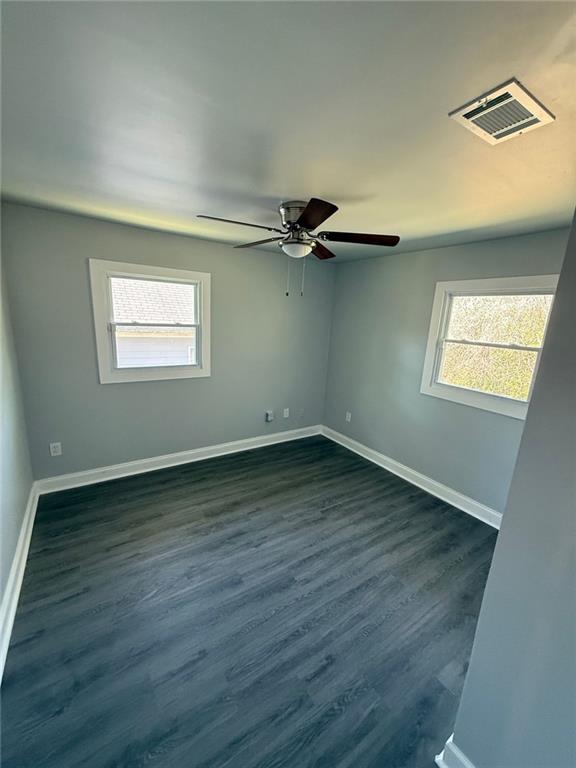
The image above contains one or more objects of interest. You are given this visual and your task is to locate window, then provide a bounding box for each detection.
[420,275,557,419]
[89,259,210,383]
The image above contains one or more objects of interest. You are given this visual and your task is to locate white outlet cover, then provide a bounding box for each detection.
[283,408,290,418]
[345,412,352,422]
[49,442,62,456]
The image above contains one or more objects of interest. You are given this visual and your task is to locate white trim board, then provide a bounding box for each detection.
[320,427,502,530]
[88,259,212,384]
[37,425,501,528]
[420,274,558,421]
[0,426,320,683]
[0,484,40,682]
[36,425,323,494]
[2,422,500,683]
[436,734,477,768]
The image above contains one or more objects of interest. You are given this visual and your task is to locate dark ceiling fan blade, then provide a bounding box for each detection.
[198,214,283,233]
[312,241,336,260]
[234,237,283,249]
[297,198,338,230]
[318,231,400,247]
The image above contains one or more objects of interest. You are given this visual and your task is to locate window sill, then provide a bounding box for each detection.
[420,381,528,420]
[99,365,211,384]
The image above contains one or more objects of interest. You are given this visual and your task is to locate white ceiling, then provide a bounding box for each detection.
[2,1,575,261]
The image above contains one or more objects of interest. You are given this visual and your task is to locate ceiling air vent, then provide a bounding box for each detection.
[449,78,555,145]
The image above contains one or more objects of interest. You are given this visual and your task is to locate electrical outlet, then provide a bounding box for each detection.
[283,408,290,419]
[49,442,62,457]
[345,411,352,423]
[265,410,275,423]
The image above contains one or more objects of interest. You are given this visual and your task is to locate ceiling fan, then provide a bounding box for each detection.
[198,198,400,259]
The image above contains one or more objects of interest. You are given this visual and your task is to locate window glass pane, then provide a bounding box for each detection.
[438,341,537,401]
[110,277,196,324]
[114,326,197,368]
[447,294,553,347]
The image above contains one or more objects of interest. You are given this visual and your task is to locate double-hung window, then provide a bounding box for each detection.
[421,275,557,419]
[89,259,211,383]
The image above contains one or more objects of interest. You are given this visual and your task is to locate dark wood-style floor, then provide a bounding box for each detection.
[1,437,496,768]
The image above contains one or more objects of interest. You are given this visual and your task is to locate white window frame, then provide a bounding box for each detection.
[89,259,211,384]
[420,275,557,420]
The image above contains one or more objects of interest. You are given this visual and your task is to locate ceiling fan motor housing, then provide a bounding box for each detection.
[278,201,308,229]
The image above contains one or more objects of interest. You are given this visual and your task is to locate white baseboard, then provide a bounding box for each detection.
[36,425,322,494]
[1,426,321,682]
[436,734,477,768]
[2,422,499,682]
[0,483,40,682]
[36,424,501,525]
[321,427,502,530]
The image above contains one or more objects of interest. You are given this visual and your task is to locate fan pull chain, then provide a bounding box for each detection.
[300,257,307,296]
[285,258,290,296]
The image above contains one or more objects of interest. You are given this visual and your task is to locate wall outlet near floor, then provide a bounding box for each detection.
[49,442,63,457]
[345,411,352,423]
[283,408,290,419]
[265,410,275,423]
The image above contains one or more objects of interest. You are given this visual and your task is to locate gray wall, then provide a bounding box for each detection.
[324,228,569,512]
[1,203,334,478]
[1,255,33,597]
[450,216,575,767]
[3,201,570,518]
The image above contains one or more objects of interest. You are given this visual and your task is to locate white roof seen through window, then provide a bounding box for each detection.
[110,277,196,324]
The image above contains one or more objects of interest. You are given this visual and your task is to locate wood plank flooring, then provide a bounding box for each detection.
[1,436,497,768]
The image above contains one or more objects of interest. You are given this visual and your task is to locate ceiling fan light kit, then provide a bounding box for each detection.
[280,239,313,259]
[198,198,400,260]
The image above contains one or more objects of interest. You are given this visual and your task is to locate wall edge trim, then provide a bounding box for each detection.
[321,427,502,529]
[435,734,477,768]
[36,425,323,493]
[0,483,40,682]
[3,423,500,682]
